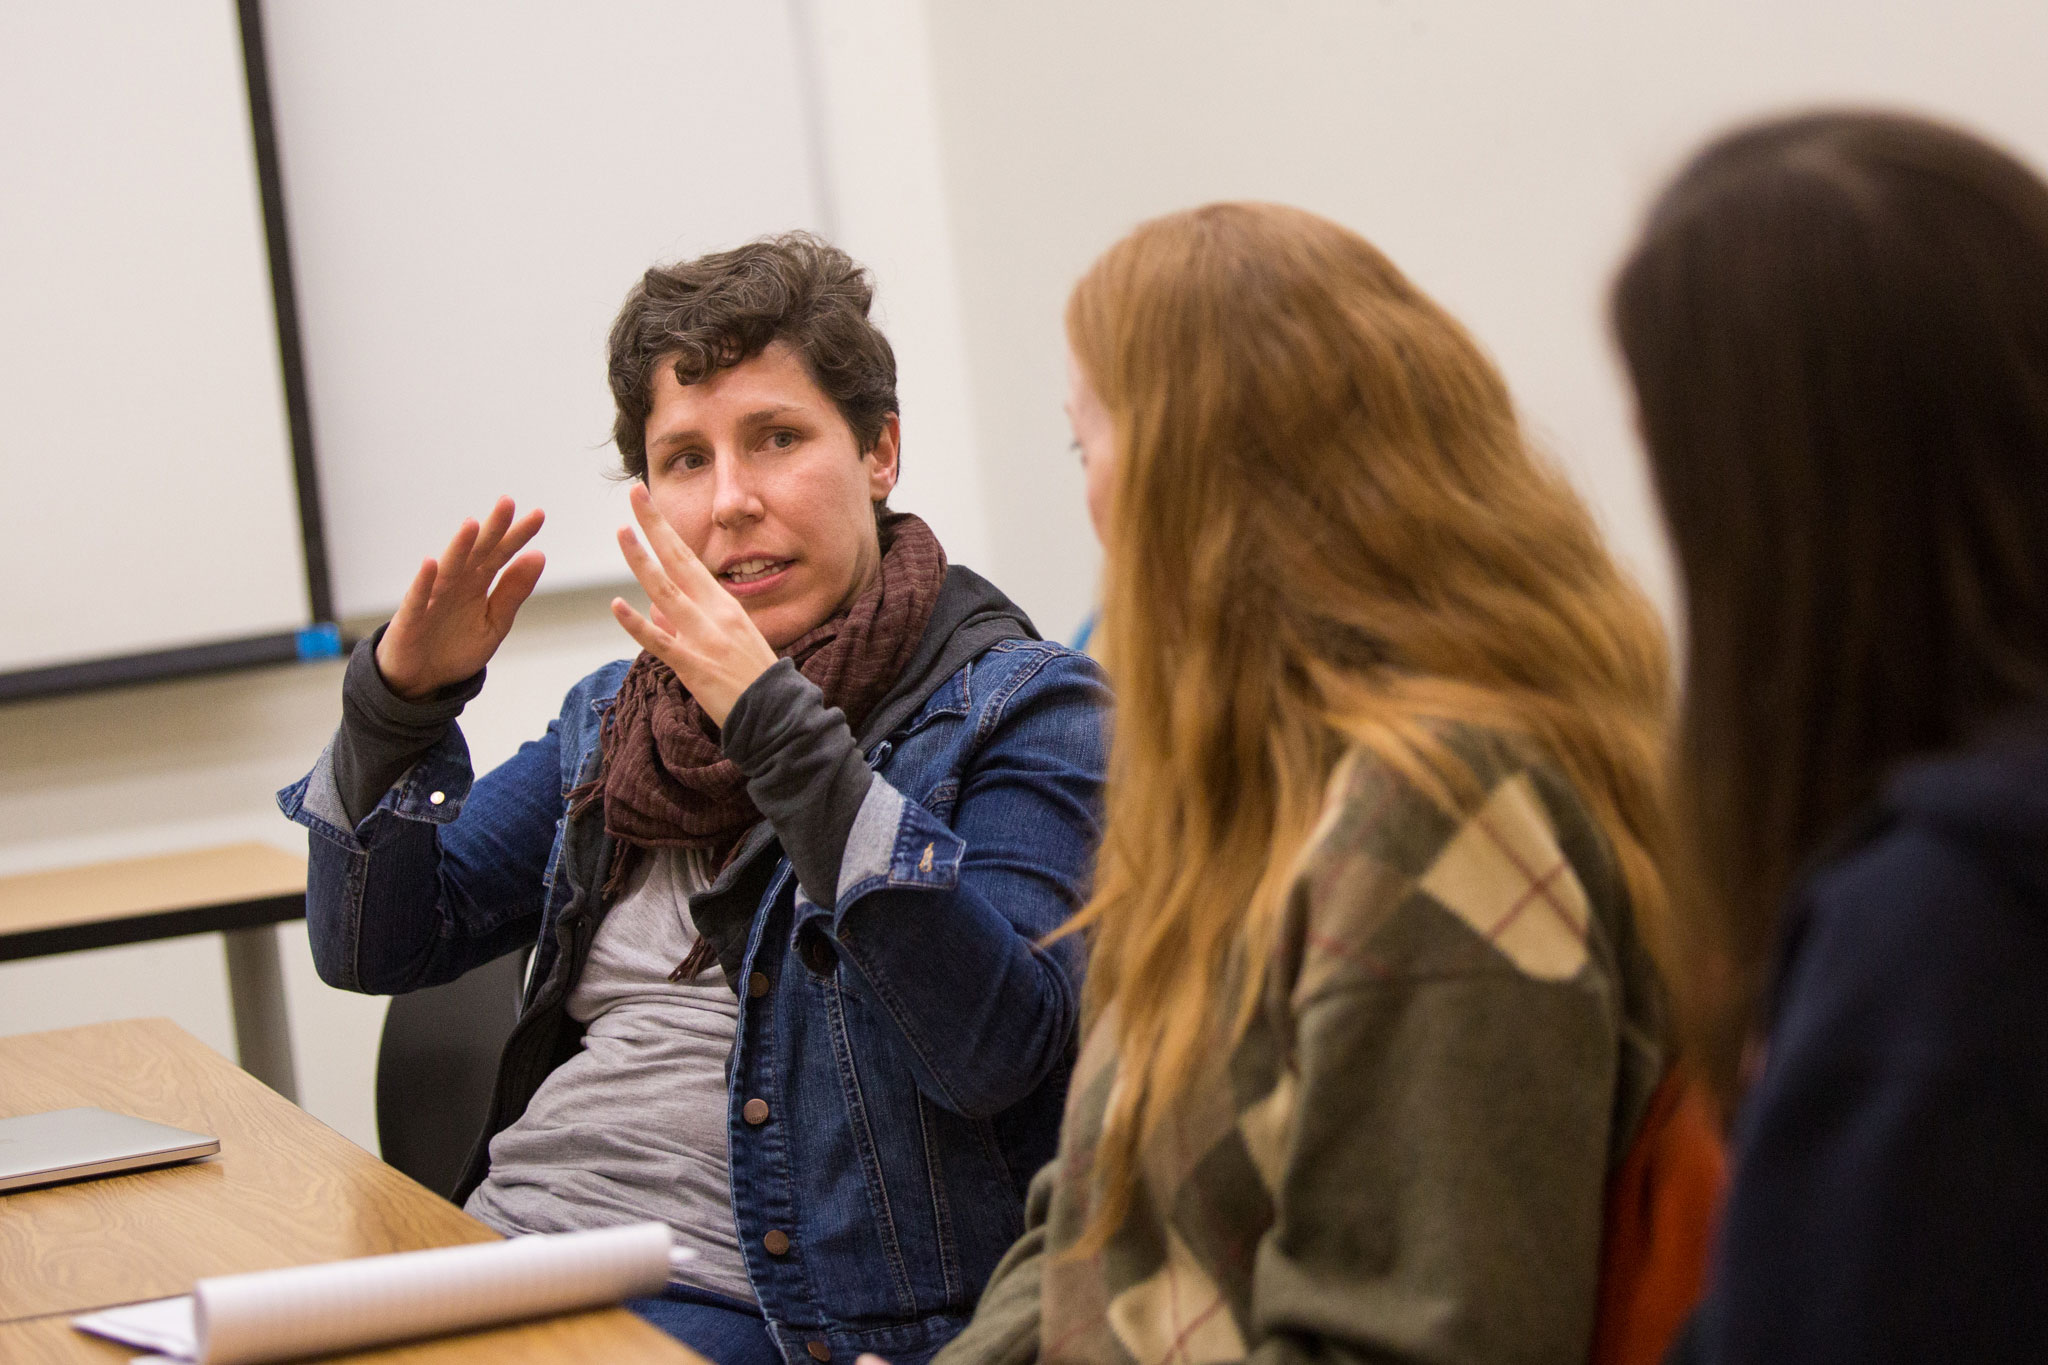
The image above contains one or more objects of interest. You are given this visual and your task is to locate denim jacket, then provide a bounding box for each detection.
[278,570,1109,1365]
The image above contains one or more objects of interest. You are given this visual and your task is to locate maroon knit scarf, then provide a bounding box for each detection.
[590,513,946,882]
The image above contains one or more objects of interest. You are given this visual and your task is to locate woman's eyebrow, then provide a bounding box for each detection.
[648,426,702,451]
[649,405,805,450]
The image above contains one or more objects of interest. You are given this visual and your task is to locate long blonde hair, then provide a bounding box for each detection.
[1061,203,1672,1250]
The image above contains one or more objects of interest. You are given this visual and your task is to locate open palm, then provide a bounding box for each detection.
[374,497,546,701]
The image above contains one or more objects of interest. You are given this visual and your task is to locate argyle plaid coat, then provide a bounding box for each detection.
[936,729,1669,1365]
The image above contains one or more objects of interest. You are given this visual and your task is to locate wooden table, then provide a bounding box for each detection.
[0,1018,702,1363]
[0,1308,690,1364]
[0,845,310,1101]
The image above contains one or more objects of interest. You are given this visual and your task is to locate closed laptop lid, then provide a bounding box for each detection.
[0,1106,218,1193]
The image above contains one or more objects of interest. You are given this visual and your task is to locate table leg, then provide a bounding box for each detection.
[222,924,300,1104]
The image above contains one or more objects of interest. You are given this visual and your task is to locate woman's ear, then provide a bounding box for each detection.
[865,413,902,500]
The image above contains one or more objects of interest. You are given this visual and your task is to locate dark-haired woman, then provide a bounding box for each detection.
[1613,110,2048,1362]
[279,235,1108,1365]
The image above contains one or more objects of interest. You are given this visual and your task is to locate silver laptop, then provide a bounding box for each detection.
[0,1106,218,1193]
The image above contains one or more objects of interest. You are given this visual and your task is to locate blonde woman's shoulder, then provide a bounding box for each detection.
[1285,726,1625,1004]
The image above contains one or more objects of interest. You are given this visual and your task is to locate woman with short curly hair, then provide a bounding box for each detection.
[281,233,1109,1365]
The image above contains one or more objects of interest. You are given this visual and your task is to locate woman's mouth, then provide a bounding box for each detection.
[719,557,794,592]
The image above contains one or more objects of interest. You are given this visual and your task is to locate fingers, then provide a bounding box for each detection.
[437,515,482,581]
[485,550,546,631]
[470,495,517,560]
[610,596,674,662]
[628,484,723,601]
[617,525,705,637]
[422,500,546,606]
[612,529,778,725]
[612,595,728,717]
[392,556,438,627]
[376,557,440,698]
[442,497,543,572]
[487,505,546,571]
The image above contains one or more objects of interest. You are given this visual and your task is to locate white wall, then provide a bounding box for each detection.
[921,0,2048,638]
[799,0,993,571]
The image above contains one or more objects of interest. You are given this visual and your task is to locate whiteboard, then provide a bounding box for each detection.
[260,0,827,621]
[0,1,310,676]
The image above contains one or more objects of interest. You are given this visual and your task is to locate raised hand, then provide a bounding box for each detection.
[611,483,777,727]
[374,497,546,701]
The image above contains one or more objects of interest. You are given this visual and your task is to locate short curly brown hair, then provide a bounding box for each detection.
[607,232,899,481]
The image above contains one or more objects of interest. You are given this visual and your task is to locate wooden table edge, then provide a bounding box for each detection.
[0,892,306,961]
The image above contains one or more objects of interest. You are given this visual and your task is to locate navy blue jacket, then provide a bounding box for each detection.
[1677,715,2048,1363]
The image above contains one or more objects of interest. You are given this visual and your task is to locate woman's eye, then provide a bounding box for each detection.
[769,430,798,450]
[675,450,709,472]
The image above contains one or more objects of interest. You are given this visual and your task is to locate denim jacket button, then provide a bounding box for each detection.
[742,1098,770,1125]
[763,1229,791,1255]
[429,791,446,806]
[798,929,837,976]
[806,1342,832,1361]
[747,971,770,998]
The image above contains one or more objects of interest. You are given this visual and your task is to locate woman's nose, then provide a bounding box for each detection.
[711,457,764,527]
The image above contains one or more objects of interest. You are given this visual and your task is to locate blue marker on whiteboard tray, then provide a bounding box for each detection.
[295,624,342,660]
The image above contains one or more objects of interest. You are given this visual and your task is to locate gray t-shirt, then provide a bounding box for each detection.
[464,848,754,1303]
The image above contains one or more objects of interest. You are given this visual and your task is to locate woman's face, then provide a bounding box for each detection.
[641,341,899,649]
[1066,347,1116,545]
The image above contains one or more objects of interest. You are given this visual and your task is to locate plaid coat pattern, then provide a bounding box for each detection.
[935,729,1668,1365]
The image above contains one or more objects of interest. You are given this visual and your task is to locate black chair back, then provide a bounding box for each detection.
[374,951,527,1200]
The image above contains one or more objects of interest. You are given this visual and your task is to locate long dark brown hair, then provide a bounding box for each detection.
[1613,110,2048,1106]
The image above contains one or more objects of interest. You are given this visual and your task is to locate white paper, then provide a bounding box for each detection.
[71,1295,195,1356]
[71,1222,672,1364]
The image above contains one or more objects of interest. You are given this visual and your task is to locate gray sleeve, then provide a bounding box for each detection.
[332,627,485,827]
[719,657,876,907]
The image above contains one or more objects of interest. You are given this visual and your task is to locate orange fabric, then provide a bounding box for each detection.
[1590,1067,1728,1365]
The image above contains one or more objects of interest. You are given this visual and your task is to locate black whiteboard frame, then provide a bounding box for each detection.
[239,0,335,627]
[0,0,339,706]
